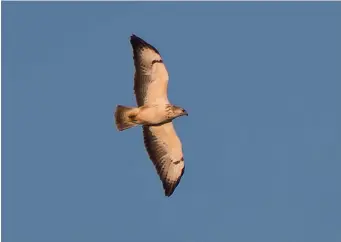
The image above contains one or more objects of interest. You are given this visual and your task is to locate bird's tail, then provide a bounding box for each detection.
[114,105,139,131]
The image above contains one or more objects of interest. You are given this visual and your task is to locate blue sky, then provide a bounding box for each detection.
[2,2,341,242]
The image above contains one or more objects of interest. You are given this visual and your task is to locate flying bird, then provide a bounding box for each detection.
[114,34,188,197]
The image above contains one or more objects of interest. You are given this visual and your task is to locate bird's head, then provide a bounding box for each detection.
[172,105,188,117]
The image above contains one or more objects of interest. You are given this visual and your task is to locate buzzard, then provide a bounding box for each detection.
[114,34,188,197]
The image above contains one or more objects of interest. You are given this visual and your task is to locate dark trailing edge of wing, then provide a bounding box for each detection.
[130,34,160,55]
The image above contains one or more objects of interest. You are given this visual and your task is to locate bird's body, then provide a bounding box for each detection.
[114,34,188,197]
[115,103,187,130]
[138,104,185,125]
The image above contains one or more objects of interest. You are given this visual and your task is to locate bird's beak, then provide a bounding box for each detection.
[184,111,188,116]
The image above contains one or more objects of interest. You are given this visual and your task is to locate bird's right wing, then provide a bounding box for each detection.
[143,122,185,197]
[130,34,169,107]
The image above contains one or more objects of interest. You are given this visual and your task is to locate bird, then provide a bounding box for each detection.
[114,34,188,197]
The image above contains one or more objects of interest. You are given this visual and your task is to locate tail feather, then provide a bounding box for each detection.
[114,105,139,131]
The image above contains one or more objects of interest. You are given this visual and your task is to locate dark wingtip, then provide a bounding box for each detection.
[163,166,185,197]
[130,34,138,40]
[130,34,140,45]
[164,185,175,197]
[129,34,160,54]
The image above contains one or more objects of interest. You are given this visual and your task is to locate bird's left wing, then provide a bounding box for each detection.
[143,122,185,196]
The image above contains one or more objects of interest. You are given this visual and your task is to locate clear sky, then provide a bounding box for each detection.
[2,2,341,242]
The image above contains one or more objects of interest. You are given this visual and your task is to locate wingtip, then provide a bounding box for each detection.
[164,189,175,197]
[163,166,185,197]
[163,181,176,197]
[129,34,160,54]
[130,34,142,46]
[130,34,142,43]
